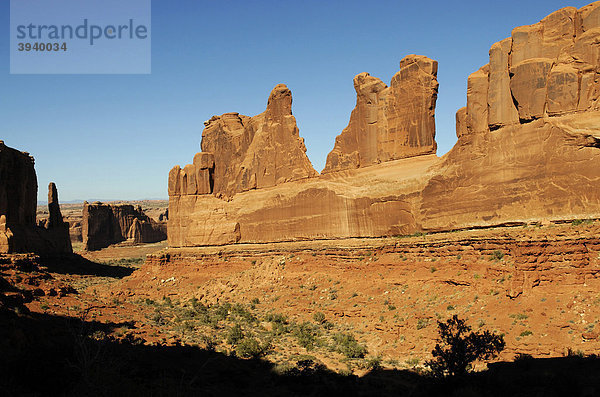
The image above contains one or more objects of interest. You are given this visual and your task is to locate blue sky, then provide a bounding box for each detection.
[0,0,592,202]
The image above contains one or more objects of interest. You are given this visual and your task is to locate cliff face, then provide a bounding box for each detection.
[168,2,600,248]
[0,142,37,231]
[421,2,600,231]
[323,55,438,173]
[0,142,72,255]
[169,84,318,200]
[82,203,166,251]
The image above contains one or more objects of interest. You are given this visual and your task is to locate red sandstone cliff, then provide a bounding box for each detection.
[323,55,438,173]
[167,2,600,247]
[82,202,167,251]
[421,3,600,231]
[0,141,72,255]
[169,84,317,200]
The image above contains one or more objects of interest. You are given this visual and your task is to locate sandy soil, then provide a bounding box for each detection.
[7,221,599,376]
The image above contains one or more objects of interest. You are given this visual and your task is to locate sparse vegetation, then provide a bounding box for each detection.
[332,332,368,359]
[293,322,319,350]
[236,337,269,358]
[417,318,430,330]
[226,323,245,345]
[490,250,504,261]
[313,312,326,324]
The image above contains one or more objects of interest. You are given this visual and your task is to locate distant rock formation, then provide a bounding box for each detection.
[82,202,166,251]
[170,84,317,200]
[168,2,600,247]
[0,142,72,255]
[323,55,438,173]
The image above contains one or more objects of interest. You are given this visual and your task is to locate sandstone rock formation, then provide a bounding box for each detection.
[0,141,72,255]
[82,202,166,251]
[168,2,600,248]
[170,84,317,200]
[323,55,438,173]
[420,2,600,231]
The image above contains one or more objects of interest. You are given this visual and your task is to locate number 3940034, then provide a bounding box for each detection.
[18,42,67,51]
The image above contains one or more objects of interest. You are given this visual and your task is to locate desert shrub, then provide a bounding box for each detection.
[425,315,505,377]
[211,303,230,321]
[226,324,244,345]
[162,296,173,307]
[333,332,368,359]
[509,313,528,321]
[313,312,326,324]
[406,357,420,368]
[294,322,317,350]
[364,356,382,371]
[417,318,430,330]
[565,348,585,357]
[199,334,217,351]
[271,321,288,336]
[189,298,206,312]
[231,303,256,323]
[236,337,269,358]
[519,330,533,337]
[151,309,166,326]
[235,337,260,358]
[514,353,533,361]
[265,313,287,324]
[490,250,504,261]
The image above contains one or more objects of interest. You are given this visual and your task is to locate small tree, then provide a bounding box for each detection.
[426,315,505,377]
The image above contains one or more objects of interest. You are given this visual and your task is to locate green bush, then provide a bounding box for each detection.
[490,250,504,261]
[417,318,430,330]
[265,313,287,324]
[313,312,326,324]
[271,321,288,336]
[364,356,382,371]
[226,324,244,345]
[235,337,267,358]
[333,332,368,359]
[294,322,317,350]
[231,303,256,323]
[214,302,231,320]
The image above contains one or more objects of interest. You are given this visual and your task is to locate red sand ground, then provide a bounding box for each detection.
[6,222,600,374]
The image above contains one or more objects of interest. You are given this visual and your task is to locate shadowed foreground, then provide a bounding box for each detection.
[2,306,600,397]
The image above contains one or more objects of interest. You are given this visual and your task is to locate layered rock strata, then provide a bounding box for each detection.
[421,2,600,230]
[168,2,600,247]
[0,142,72,255]
[82,202,166,251]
